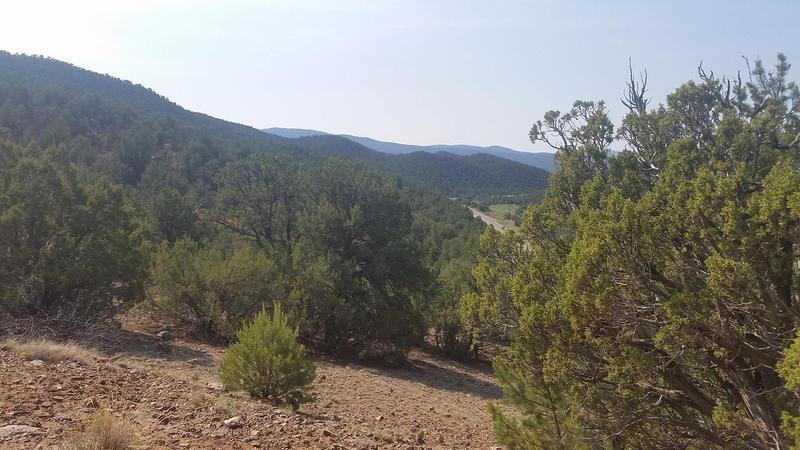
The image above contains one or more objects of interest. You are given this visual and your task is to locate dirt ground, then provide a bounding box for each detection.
[0,316,504,449]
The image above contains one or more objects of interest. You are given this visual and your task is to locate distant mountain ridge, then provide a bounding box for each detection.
[0,52,549,199]
[263,127,556,172]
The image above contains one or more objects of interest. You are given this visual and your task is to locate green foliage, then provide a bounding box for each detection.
[470,55,800,448]
[0,142,145,318]
[0,51,545,200]
[489,358,579,450]
[0,52,489,361]
[428,282,473,360]
[219,304,316,409]
[150,238,280,337]
[146,188,198,243]
[210,155,303,256]
[299,160,433,354]
[780,335,800,448]
[288,134,549,199]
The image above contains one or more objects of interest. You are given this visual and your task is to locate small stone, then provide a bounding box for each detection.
[84,397,100,408]
[40,401,52,408]
[28,360,45,367]
[156,330,173,341]
[207,381,225,391]
[223,416,244,428]
[375,415,384,421]
[322,429,336,437]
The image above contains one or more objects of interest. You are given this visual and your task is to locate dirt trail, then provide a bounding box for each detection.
[0,320,503,449]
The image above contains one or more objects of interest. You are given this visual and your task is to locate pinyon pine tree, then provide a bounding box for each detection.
[219,304,316,409]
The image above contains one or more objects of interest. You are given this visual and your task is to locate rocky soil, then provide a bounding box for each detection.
[0,318,504,449]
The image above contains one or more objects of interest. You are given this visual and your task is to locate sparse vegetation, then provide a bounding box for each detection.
[4,339,95,363]
[64,412,137,450]
[219,305,316,409]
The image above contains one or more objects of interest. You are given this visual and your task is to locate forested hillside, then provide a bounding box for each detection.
[289,134,548,197]
[264,127,558,172]
[0,51,485,360]
[0,51,547,199]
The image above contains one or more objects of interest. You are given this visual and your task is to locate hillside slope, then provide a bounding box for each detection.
[289,134,549,197]
[0,51,547,198]
[0,315,503,449]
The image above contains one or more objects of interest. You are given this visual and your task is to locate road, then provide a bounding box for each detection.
[468,207,508,231]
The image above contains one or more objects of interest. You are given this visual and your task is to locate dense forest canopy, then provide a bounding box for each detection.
[467,54,800,448]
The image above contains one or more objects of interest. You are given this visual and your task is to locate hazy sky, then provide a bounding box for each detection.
[3,1,799,151]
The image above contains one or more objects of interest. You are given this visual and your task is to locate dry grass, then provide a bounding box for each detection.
[4,338,95,363]
[63,412,137,450]
[186,386,212,409]
[213,395,246,417]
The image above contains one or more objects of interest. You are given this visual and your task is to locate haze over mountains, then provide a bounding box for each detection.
[0,52,550,199]
[264,127,556,172]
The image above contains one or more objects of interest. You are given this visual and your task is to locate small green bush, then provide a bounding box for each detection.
[218,304,316,409]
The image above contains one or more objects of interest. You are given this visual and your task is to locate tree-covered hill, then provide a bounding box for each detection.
[0,50,486,360]
[287,134,549,197]
[264,127,557,172]
[0,51,548,198]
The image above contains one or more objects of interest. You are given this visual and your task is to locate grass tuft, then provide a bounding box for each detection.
[64,412,137,450]
[5,339,95,363]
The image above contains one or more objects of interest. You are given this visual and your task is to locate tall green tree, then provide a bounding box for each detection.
[209,155,304,258]
[0,142,146,319]
[300,159,432,353]
[471,55,800,448]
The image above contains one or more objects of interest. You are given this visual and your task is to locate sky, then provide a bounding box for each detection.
[2,0,799,152]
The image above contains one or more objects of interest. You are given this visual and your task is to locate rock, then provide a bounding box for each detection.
[84,397,99,408]
[223,416,244,428]
[323,429,336,437]
[207,381,225,392]
[0,425,43,438]
[375,415,384,421]
[40,401,52,408]
[27,360,45,367]
[156,330,174,341]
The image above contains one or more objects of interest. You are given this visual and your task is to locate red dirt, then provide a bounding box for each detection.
[0,319,504,449]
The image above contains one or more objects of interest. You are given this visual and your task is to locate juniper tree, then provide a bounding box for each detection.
[470,55,800,448]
